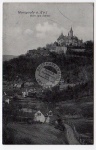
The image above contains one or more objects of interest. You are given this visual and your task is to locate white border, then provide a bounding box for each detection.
[0,1,95,150]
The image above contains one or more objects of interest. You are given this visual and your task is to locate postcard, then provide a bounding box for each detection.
[3,3,94,145]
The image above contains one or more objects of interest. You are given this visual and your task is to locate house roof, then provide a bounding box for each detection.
[57,33,66,41]
[34,110,46,117]
[72,36,78,40]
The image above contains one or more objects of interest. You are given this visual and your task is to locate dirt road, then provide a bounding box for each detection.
[64,123,80,144]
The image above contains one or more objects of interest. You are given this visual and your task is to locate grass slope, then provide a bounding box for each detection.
[4,123,68,144]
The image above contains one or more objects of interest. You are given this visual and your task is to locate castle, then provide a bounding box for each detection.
[27,27,84,57]
[57,27,83,47]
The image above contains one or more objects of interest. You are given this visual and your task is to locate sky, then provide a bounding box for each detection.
[3,3,94,56]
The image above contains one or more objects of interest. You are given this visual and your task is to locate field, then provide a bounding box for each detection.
[3,123,68,144]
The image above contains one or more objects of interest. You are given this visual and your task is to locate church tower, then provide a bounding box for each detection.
[69,27,73,38]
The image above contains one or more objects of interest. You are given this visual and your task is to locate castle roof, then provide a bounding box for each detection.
[57,33,68,41]
[72,36,78,40]
[57,28,82,42]
[57,33,64,40]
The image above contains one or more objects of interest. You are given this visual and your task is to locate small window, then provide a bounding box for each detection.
[37,113,41,116]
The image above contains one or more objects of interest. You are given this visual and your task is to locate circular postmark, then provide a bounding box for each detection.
[35,62,61,88]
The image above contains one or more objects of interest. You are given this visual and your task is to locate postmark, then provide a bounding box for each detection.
[35,62,61,88]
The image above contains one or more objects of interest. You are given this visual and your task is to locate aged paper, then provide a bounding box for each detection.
[3,3,94,145]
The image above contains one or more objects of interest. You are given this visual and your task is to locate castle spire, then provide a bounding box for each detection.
[69,26,73,37]
[70,26,73,32]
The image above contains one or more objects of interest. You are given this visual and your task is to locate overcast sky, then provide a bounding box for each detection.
[3,3,93,56]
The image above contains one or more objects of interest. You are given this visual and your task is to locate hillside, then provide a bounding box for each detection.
[3,49,93,144]
[3,123,68,144]
[3,52,93,83]
[3,55,18,61]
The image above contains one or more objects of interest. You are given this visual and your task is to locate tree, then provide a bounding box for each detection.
[84,40,93,50]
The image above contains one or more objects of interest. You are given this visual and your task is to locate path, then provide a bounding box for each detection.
[64,123,80,144]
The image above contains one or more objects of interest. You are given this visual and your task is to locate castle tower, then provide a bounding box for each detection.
[69,27,73,38]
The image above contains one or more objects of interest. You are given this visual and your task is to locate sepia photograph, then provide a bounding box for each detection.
[3,3,94,145]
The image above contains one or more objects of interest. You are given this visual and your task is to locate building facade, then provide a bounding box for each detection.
[57,27,83,47]
[34,110,45,123]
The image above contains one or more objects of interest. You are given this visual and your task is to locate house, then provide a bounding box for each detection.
[14,83,21,88]
[22,89,28,97]
[28,88,36,93]
[24,82,34,87]
[22,91,26,97]
[45,116,50,123]
[34,110,45,123]
[5,98,10,104]
[28,88,36,97]
[47,110,53,117]
[45,110,53,123]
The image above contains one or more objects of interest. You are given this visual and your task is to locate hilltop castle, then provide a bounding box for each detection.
[57,27,83,47]
[27,27,84,57]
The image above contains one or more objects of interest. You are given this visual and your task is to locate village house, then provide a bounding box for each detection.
[47,110,53,117]
[14,83,21,88]
[34,110,45,123]
[22,89,29,97]
[28,88,36,93]
[45,110,53,123]
[3,94,11,105]
[45,116,50,123]
[24,82,34,87]
[5,98,10,104]
[22,91,26,98]
[17,107,54,124]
